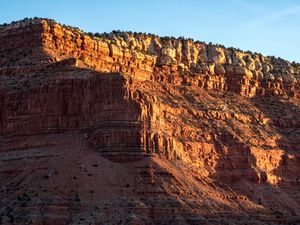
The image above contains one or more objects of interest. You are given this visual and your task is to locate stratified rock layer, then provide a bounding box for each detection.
[0,18,299,225]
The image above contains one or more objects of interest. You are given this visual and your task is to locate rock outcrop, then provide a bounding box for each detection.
[0,18,299,224]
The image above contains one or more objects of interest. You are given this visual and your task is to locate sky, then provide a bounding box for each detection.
[0,0,299,62]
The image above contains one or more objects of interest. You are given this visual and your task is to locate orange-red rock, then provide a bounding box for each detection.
[0,18,299,225]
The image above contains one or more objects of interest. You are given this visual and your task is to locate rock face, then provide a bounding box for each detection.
[0,18,300,224]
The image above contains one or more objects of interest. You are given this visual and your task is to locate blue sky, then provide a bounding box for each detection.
[1,0,299,62]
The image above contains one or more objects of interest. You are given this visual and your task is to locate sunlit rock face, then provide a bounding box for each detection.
[0,18,299,225]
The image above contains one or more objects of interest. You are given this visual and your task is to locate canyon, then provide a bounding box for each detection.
[0,18,299,225]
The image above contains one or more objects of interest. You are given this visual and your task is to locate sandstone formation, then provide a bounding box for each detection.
[0,18,299,225]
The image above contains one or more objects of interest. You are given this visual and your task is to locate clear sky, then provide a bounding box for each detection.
[1,0,299,62]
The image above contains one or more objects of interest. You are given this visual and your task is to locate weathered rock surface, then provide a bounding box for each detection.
[0,18,299,224]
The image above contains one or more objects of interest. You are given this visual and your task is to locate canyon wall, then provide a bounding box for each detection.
[0,18,299,223]
[1,18,300,180]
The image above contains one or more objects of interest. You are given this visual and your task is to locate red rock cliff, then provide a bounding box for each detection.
[0,18,299,224]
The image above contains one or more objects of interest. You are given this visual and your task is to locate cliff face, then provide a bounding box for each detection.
[0,18,299,224]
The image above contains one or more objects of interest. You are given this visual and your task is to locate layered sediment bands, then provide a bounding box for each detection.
[40,21,157,81]
[131,80,300,186]
[2,19,299,96]
[41,19,300,97]
[0,18,300,224]
[0,69,141,136]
